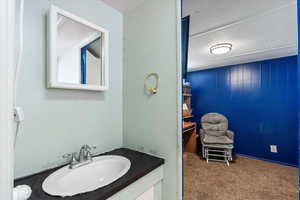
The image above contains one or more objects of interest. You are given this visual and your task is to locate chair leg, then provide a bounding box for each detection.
[225,151,230,166]
[228,149,233,161]
[226,160,229,166]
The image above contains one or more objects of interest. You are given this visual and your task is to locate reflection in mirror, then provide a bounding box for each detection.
[56,14,103,86]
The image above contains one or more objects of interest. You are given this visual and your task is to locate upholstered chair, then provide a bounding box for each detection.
[200,113,234,162]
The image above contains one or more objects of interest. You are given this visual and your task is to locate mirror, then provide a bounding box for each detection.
[48,6,109,91]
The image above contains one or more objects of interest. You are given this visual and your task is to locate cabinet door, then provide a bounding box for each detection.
[136,186,154,200]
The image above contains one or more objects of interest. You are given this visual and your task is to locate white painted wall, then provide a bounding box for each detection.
[14,2,181,200]
[123,0,182,199]
[15,0,123,178]
[101,0,146,13]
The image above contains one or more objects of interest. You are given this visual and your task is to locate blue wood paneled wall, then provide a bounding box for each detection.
[181,16,190,80]
[188,56,298,166]
[297,0,300,191]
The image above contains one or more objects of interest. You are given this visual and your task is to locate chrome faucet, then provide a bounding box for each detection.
[69,145,93,169]
[79,145,93,162]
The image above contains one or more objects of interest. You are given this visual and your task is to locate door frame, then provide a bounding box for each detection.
[0,0,16,199]
[176,0,183,199]
[297,0,300,197]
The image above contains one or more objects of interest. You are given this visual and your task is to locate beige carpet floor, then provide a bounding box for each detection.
[184,153,298,200]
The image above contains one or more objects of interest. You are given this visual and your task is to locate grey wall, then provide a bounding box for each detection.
[123,0,181,199]
[15,0,123,178]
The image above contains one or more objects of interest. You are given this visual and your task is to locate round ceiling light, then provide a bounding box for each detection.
[210,43,232,55]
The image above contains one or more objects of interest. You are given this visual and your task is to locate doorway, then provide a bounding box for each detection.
[181,0,299,199]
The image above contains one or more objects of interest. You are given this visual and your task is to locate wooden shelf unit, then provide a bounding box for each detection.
[183,85,192,115]
[183,115,193,119]
[183,93,192,97]
[182,85,197,153]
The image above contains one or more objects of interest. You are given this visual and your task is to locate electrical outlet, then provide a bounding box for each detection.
[14,107,24,122]
[270,145,278,153]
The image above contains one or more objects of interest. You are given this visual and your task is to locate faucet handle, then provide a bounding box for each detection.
[83,144,91,151]
[63,152,77,162]
[71,152,78,163]
[83,145,93,160]
[69,152,79,169]
[62,153,72,159]
[79,145,91,162]
[86,151,93,161]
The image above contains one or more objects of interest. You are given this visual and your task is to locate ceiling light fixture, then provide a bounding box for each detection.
[210,43,232,55]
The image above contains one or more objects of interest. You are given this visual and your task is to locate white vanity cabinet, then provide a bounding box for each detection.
[136,186,154,200]
[108,166,163,200]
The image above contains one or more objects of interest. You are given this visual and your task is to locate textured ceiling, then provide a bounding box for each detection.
[100,0,145,13]
[183,0,298,71]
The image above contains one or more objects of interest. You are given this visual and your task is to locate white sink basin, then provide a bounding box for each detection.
[42,155,131,197]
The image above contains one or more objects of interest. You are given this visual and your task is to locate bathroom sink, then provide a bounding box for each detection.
[42,155,131,197]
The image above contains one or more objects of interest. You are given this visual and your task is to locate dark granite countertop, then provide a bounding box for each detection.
[15,148,164,200]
